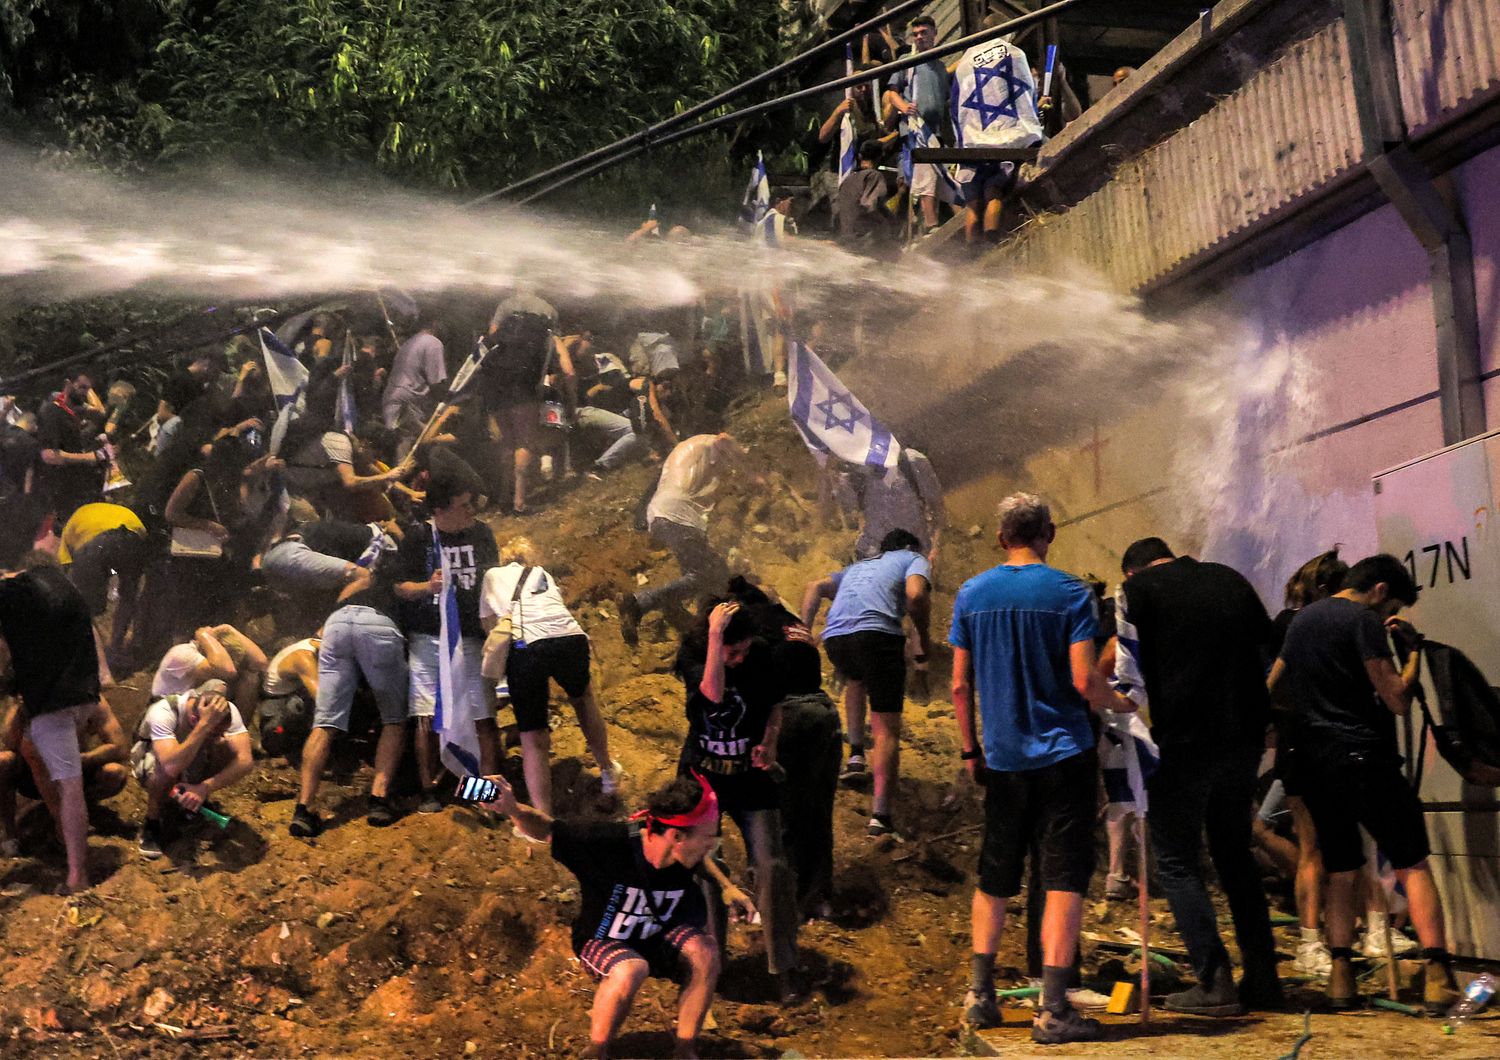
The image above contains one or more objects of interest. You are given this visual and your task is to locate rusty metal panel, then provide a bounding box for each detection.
[1003,19,1368,291]
[1393,0,1500,138]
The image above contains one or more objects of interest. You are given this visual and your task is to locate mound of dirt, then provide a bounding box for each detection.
[0,397,1470,1058]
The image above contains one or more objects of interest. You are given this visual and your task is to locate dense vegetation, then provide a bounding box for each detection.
[1,0,787,194]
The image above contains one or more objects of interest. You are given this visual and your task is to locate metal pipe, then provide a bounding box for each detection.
[518,0,1100,205]
[467,0,933,206]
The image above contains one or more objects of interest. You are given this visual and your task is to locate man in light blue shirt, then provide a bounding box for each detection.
[801,529,931,837]
[949,493,1134,1043]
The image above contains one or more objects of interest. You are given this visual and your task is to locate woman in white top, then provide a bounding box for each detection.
[479,537,619,814]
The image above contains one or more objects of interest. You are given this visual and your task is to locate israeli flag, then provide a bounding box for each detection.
[1099,710,1159,816]
[432,523,483,778]
[757,210,789,247]
[839,44,857,185]
[951,40,1043,151]
[445,335,491,400]
[258,327,308,411]
[742,150,770,225]
[787,339,900,470]
[903,112,963,204]
[337,331,357,433]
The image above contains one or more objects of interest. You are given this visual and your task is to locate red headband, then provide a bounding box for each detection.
[631,772,719,830]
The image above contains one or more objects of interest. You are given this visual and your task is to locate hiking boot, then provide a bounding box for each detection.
[1423,957,1459,1016]
[138,819,166,860]
[839,754,867,786]
[619,593,642,647]
[963,989,1003,1029]
[289,805,323,838]
[1165,966,1244,1017]
[417,789,444,815]
[1295,936,1332,977]
[1327,950,1360,1010]
[1105,873,1138,902]
[366,796,398,828]
[1031,1003,1102,1045]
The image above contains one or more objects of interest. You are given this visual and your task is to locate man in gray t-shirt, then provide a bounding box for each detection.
[382,328,446,430]
[883,16,951,232]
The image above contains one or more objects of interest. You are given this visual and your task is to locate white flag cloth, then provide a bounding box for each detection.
[951,39,1043,184]
[839,44,857,185]
[258,327,308,411]
[742,151,770,226]
[337,332,357,433]
[432,523,484,778]
[444,335,491,400]
[787,339,900,470]
[901,112,963,204]
[1099,710,1159,816]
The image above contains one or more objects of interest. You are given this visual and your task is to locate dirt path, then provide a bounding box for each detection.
[2,398,1494,1057]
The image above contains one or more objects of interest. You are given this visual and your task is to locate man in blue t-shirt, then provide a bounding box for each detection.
[949,494,1134,1044]
[801,529,931,837]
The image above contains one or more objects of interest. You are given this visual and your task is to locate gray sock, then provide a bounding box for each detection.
[970,953,996,994]
[1041,964,1071,1012]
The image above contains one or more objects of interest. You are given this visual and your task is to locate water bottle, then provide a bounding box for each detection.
[1444,972,1496,1032]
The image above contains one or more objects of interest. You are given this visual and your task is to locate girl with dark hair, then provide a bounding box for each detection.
[674,599,801,997]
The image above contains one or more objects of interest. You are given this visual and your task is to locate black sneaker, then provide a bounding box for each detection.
[1031,1003,1103,1045]
[963,989,1003,1029]
[1165,966,1244,1017]
[417,790,443,815]
[138,819,165,860]
[366,796,398,827]
[619,593,642,647]
[289,805,323,838]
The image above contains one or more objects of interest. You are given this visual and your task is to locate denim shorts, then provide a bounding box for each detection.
[314,606,409,729]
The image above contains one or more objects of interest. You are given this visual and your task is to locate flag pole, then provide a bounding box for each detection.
[1138,815,1151,1024]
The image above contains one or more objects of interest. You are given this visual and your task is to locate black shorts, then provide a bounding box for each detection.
[1300,749,1430,873]
[69,528,151,616]
[576,923,709,982]
[979,748,1098,898]
[823,631,906,714]
[505,634,591,733]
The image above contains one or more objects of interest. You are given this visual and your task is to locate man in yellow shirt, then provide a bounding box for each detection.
[57,502,150,670]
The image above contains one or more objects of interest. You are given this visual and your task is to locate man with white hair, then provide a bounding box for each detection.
[949,493,1135,1042]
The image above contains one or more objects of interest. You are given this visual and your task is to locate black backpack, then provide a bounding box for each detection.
[486,311,553,396]
[1398,631,1500,787]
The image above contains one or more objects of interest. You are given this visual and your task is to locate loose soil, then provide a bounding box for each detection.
[1,396,1495,1058]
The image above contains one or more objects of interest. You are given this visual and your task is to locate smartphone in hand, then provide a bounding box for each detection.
[454,775,499,804]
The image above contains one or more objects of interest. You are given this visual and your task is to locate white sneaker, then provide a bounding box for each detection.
[1359,927,1419,957]
[1295,938,1332,977]
[600,760,625,797]
[773,370,787,391]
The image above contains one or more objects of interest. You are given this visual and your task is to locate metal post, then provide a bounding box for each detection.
[1345,0,1486,444]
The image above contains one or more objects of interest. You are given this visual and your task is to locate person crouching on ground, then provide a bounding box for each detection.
[130,679,253,859]
[480,771,753,1060]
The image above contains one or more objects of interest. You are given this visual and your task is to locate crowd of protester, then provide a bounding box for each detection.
[0,191,1466,1060]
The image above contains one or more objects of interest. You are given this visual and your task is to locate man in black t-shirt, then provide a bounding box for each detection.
[0,554,102,893]
[1113,537,1280,1015]
[393,473,498,809]
[1270,553,1456,1013]
[35,369,109,523]
[483,773,751,1060]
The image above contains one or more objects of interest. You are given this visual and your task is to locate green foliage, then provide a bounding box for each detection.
[5,0,786,202]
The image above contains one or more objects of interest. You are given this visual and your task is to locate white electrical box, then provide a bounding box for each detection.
[1373,429,1500,961]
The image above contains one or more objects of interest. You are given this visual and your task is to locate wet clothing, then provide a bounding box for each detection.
[551,819,708,953]
[382,332,446,428]
[852,450,943,559]
[950,563,1098,772]
[646,435,730,533]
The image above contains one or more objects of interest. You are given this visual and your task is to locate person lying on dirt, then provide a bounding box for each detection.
[130,679,254,860]
[480,771,753,1060]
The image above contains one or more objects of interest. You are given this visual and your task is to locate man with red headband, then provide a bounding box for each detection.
[482,772,753,1060]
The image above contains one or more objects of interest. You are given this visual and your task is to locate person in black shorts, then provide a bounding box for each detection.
[481,772,752,1060]
[1269,553,1457,1013]
[675,600,801,997]
[479,537,619,815]
[801,529,931,837]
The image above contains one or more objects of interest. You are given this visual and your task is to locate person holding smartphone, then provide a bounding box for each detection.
[479,772,752,1060]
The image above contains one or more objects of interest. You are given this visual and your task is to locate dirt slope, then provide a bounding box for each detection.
[1,396,1494,1058]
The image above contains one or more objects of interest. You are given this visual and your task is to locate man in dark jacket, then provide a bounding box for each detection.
[1114,537,1280,1014]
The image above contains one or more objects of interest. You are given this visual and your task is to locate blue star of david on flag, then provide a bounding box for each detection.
[963,56,1025,128]
[814,390,861,432]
